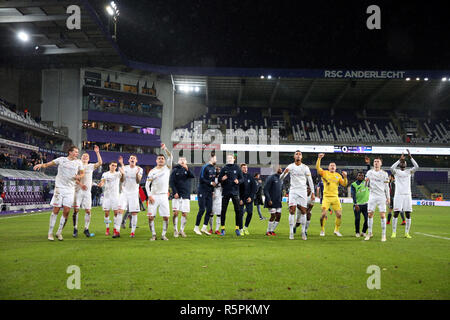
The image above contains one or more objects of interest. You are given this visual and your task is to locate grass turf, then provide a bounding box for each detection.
[0,202,449,300]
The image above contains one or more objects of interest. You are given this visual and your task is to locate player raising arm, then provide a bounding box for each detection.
[390,149,419,239]
[34,146,84,241]
[316,153,347,237]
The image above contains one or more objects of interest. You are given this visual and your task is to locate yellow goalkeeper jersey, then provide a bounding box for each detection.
[316,158,348,197]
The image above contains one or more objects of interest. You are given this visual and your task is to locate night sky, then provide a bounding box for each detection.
[114,0,450,69]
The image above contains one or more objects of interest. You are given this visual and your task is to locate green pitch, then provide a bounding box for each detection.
[0,202,449,300]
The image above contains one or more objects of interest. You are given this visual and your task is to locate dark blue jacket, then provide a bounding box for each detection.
[218,163,244,196]
[169,164,195,199]
[239,173,257,202]
[264,173,283,208]
[198,163,216,193]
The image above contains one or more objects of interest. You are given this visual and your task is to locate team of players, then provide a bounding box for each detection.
[35,145,418,242]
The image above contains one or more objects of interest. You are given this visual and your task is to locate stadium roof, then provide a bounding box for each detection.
[0,0,122,68]
[170,75,450,112]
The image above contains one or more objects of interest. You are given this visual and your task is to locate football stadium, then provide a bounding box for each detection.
[0,0,449,306]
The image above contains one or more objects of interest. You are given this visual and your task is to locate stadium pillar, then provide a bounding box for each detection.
[156,80,175,148]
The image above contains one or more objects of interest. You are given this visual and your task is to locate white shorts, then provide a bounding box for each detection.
[368,195,387,213]
[212,199,222,215]
[102,197,120,211]
[74,189,92,210]
[288,190,308,208]
[50,187,74,208]
[172,198,190,213]
[148,194,170,217]
[269,208,282,214]
[394,195,412,212]
[121,192,140,213]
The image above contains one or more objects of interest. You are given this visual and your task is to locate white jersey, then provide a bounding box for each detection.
[53,157,83,190]
[213,178,222,200]
[281,162,314,192]
[146,166,171,195]
[391,159,419,196]
[122,165,143,195]
[366,169,389,199]
[101,171,122,199]
[75,163,96,192]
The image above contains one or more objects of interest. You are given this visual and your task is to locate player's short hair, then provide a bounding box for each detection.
[374,157,382,162]
[67,145,78,154]
[240,163,247,168]
[110,161,117,165]
[157,154,166,159]
[129,154,138,160]
[357,170,364,175]
[295,150,302,153]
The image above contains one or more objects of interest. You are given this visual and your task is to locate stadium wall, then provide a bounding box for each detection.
[41,69,82,149]
[174,94,207,128]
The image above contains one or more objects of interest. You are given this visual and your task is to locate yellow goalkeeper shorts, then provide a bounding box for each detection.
[321,196,342,211]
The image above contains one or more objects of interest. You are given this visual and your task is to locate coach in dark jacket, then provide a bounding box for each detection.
[263,167,283,235]
[218,154,244,236]
[254,173,264,219]
[195,153,218,233]
[239,164,257,233]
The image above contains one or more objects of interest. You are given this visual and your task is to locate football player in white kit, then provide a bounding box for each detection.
[390,149,419,239]
[98,161,124,237]
[294,185,315,236]
[71,145,103,238]
[34,146,84,241]
[364,157,390,242]
[209,166,223,235]
[146,143,172,241]
[119,154,143,238]
[280,150,315,240]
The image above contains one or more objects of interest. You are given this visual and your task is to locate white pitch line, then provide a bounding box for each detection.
[415,232,450,241]
[0,211,51,220]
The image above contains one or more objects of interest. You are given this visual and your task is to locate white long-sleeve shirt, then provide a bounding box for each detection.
[366,169,389,200]
[391,158,419,196]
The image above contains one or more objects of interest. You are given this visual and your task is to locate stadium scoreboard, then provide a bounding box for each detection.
[333,146,372,153]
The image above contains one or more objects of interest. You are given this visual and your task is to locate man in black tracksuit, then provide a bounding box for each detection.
[218,154,244,236]
[194,153,217,235]
[239,163,257,235]
[264,166,283,236]
[170,157,195,237]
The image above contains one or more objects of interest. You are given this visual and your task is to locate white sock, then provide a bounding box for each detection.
[267,221,273,232]
[57,216,66,234]
[84,213,91,230]
[104,216,110,228]
[272,221,279,231]
[405,218,411,234]
[162,220,168,236]
[368,217,373,234]
[289,214,295,234]
[131,215,137,233]
[116,214,122,232]
[392,217,398,233]
[216,216,221,231]
[149,220,155,235]
[49,213,58,234]
[74,212,79,229]
[208,215,213,230]
[180,215,187,232]
[305,219,311,232]
[301,214,307,234]
[381,218,386,237]
[296,210,301,224]
[113,216,118,229]
[173,215,178,232]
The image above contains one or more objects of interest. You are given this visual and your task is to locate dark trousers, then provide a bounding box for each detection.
[354,203,368,234]
[196,191,213,226]
[241,200,254,228]
[221,193,241,228]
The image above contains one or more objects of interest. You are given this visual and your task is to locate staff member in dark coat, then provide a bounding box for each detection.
[194,152,217,235]
[239,164,257,235]
[170,157,195,238]
[253,173,265,220]
[218,154,244,236]
[264,166,283,236]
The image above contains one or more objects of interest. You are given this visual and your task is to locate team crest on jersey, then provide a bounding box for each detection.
[234,170,236,173]
[248,179,250,183]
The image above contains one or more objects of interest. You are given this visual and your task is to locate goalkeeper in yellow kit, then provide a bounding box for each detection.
[316,153,348,237]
